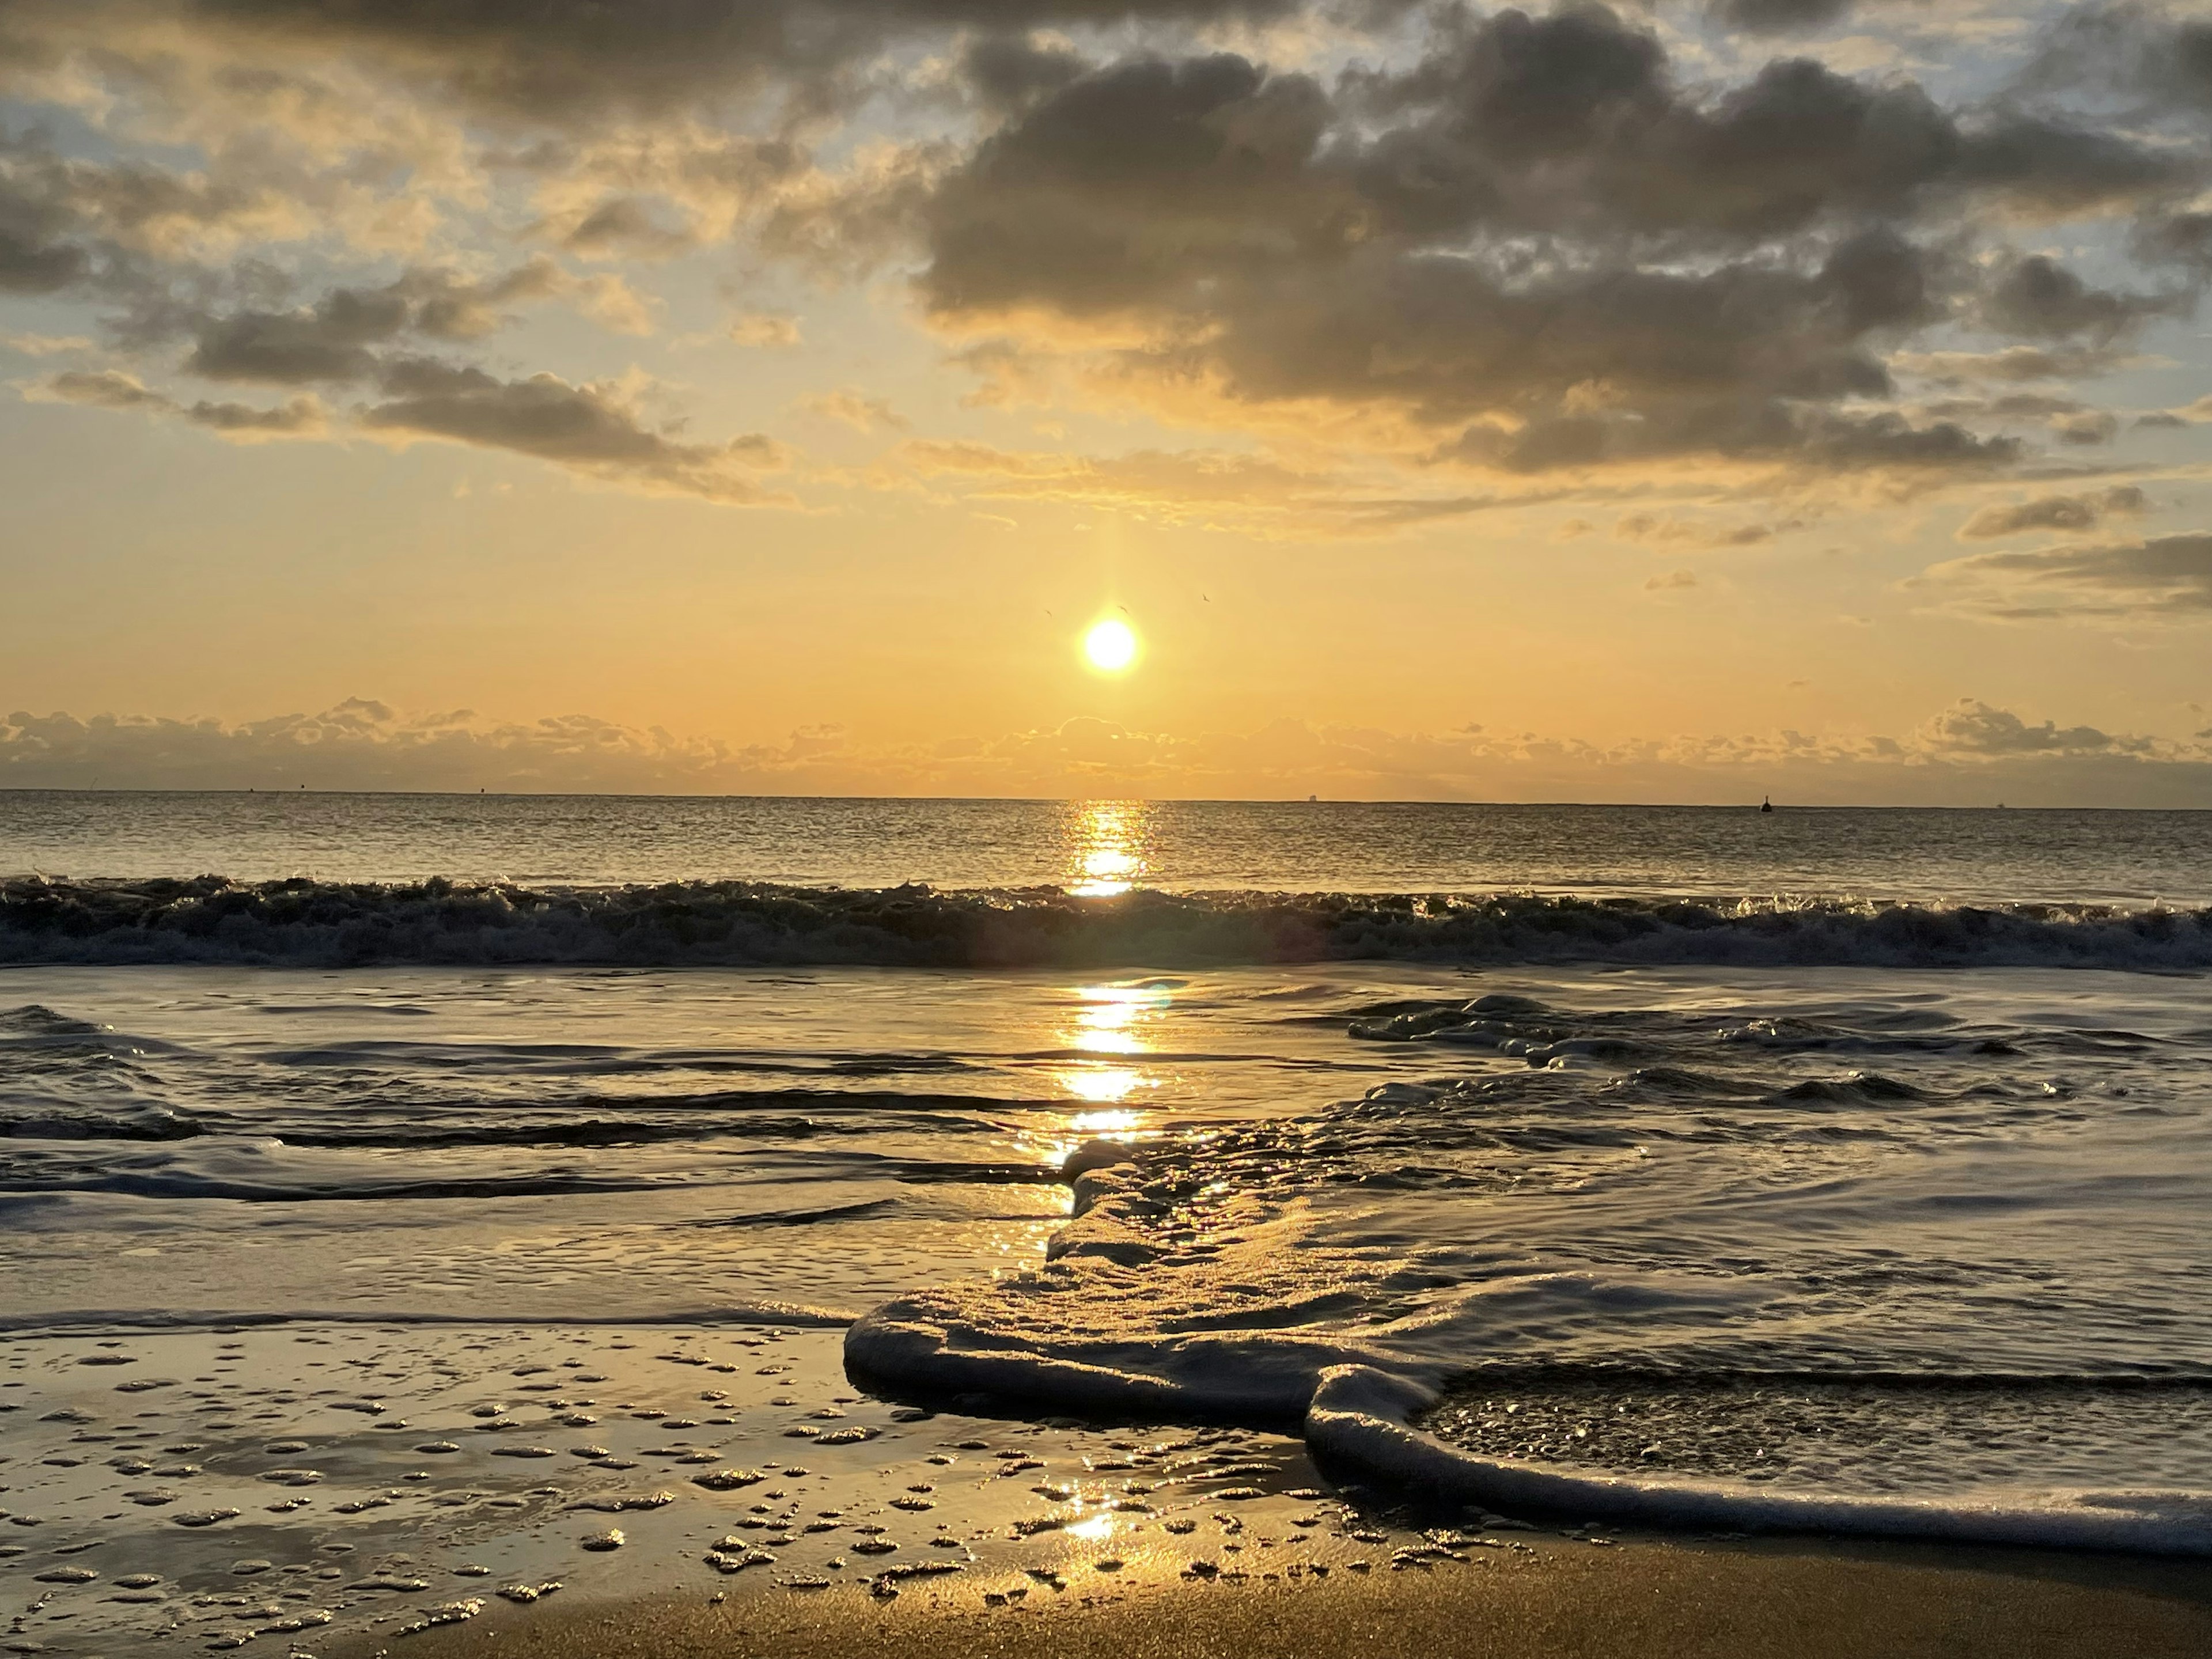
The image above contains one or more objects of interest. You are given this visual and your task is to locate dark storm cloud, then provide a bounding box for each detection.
[359,357,789,502]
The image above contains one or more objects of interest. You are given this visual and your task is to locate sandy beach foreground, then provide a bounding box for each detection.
[349,1536,2212,1659]
[5,1319,2211,1658]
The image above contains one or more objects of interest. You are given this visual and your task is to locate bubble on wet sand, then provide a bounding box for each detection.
[396,1599,486,1636]
[570,1491,673,1513]
[690,1468,764,1491]
[171,1508,240,1527]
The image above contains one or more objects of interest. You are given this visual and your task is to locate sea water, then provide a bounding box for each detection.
[4,793,2212,1547]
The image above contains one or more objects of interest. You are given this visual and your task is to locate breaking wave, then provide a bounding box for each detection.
[5,876,2211,969]
[846,1142,2212,1556]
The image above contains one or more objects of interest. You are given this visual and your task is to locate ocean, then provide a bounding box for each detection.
[3,791,2211,1631]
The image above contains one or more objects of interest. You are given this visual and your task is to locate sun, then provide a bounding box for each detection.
[1083,618,1139,673]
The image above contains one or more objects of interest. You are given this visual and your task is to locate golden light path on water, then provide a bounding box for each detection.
[1022,802,1175,1179]
[1062,800,1153,897]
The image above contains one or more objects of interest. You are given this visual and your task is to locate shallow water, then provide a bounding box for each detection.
[7,963,2209,1423]
[3,794,2211,1573]
[0,964,1435,1323]
[1418,1376,2212,1495]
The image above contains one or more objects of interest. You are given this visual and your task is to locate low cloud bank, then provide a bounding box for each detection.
[3,698,2209,806]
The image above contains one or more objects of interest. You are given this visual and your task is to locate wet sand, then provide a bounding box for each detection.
[344,1535,2212,1659]
[6,1320,2209,1658]
[1,1320,1359,1654]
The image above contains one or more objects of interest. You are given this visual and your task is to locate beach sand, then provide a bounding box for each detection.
[5,1319,2208,1658]
[343,1533,2212,1659]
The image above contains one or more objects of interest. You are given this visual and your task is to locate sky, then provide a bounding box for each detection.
[5,0,2212,801]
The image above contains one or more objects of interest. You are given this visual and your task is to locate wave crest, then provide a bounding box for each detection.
[5,876,2211,969]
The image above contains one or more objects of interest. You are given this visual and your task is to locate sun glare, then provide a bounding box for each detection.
[1083,618,1139,672]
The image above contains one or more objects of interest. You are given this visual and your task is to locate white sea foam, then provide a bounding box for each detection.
[1306,1365,2212,1555]
[847,1140,2212,1555]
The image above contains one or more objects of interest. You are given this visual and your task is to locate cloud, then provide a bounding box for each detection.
[1707,0,1857,33]
[895,9,2199,483]
[1615,514,1781,546]
[891,435,1582,536]
[1977,255,2190,344]
[0,129,312,293]
[1957,484,2147,539]
[801,388,908,431]
[559,196,696,259]
[33,369,325,438]
[1919,699,2139,756]
[1916,531,2212,618]
[30,358,790,498]
[6,696,2209,805]
[359,358,791,503]
[729,311,802,347]
[5,0,2212,539]
[2051,409,2119,445]
[1,0,1308,133]
[1892,344,2149,387]
[180,260,594,384]
[0,330,92,355]
[1644,567,1698,589]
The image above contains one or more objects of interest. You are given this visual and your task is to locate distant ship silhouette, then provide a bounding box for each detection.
[1760,796,1774,813]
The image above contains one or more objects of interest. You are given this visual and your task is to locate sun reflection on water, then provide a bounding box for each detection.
[1062,800,1153,896]
[1069,1105,1144,1134]
[1027,976,1177,1170]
